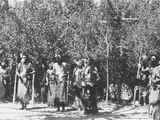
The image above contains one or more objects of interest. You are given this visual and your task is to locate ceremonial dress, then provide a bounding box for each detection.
[17,62,34,108]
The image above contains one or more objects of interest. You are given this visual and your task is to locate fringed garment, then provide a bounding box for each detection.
[17,62,33,105]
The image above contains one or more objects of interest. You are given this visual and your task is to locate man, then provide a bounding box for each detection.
[72,58,84,111]
[0,62,11,99]
[0,62,6,99]
[46,62,56,107]
[53,51,68,111]
[151,60,160,85]
[16,54,35,110]
[34,58,48,103]
[139,55,150,105]
[40,62,48,104]
[83,58,100,114]
[148,60,160,114]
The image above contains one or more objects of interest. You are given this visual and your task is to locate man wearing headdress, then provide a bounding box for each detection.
[148,56,158,86]
[16,54,35,110]
[138,55,150,105]
[72,58,85,111]
[151,60,160,85]
[46,61,56,107]
[149,60,160,116]
[53,49,68,111]
[83,58,100,114]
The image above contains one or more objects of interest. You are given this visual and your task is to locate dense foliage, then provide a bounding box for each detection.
[1,0,160,87]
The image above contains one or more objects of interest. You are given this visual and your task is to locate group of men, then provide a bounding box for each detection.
[45,55,100,114]
[72,57,100,114]
[0,50,100,114]
[137,54,160,106]
[1,50,160,116]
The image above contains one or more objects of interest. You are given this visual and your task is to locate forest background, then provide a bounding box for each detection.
[1,0,160,100]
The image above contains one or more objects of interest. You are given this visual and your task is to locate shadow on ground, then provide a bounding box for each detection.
[0,100,149,120]
[24,103,148,120]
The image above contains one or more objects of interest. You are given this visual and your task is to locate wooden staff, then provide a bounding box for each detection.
[31,72,35,104]
[105,32,110,104]
[66,72,69,105]
[13,63,17,103]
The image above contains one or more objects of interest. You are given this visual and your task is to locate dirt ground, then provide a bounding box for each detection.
[0,101,151,120]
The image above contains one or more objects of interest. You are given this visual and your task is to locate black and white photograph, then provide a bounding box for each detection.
[0,0,160,120]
